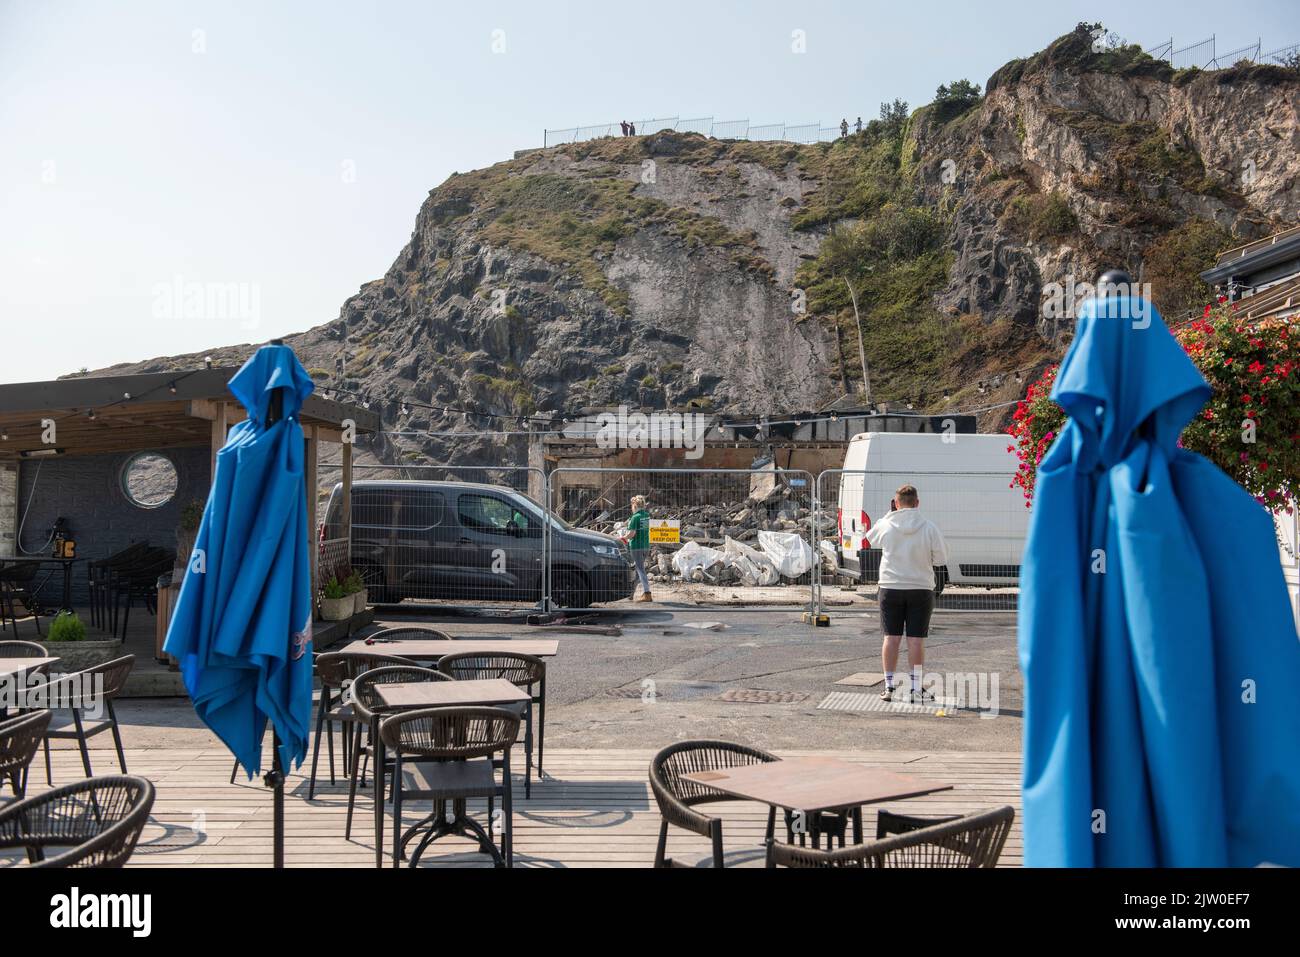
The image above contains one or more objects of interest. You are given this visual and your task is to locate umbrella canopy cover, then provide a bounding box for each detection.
[1019,293,1300,867]
[164,344,317,777]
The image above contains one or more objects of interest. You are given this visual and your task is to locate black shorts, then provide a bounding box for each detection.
[879,588,935,638]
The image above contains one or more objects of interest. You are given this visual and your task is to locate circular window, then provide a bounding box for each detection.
[121,452,179,509]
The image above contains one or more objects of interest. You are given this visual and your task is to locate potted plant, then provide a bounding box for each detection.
[47,610,87,642]
[39,611,123,671]
[175,500,204,583]
[344,569,368,614]
[320,577,351,621]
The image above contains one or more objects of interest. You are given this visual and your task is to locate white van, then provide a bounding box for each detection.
[835,432,1027,588]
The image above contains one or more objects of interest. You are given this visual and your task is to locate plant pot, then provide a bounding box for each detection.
[351,589,368,614]
[37,638,126,673]
[319,596,352,621]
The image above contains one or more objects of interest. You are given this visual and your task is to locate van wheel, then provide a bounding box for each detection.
[551,570,590,609]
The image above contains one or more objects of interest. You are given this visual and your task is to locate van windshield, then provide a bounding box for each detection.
[510,491,570,530]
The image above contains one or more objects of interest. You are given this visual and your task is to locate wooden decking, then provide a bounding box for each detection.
[15,746,1023,868]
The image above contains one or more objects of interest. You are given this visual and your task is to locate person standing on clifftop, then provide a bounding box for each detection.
[840,118,849,137]
[628,121,636,135]
[620,120,629,136]
[855,116,863,133]
[622,495,653,603]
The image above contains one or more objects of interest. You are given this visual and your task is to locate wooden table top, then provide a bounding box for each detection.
[680,757,953,814]
[377,678,530,710]
[0,656,59,678]
[339,638,559,659]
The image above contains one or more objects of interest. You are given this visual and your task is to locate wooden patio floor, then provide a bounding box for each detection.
[13,746,1023,868]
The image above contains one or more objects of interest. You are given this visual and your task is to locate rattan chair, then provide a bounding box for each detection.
[229,651,417,785]
[108,549,174,640]
[766,805,1015,868]
[438,651,545,798]
[304,651,420,798]
[650,739,784,868]
[380,706,520,868]
[365,626,454,642]
[346,664,451,853]
[87,542,150,630]
[876,808,962,838]
[0,640,47,658]
[0,711,51,799]
[0,564,43,637]
[0,774,154,867]
[0,642,52,722]
[37,655,134,784]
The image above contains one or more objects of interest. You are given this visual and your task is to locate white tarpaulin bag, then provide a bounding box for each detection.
[672,541,726,581]
[722,536,780,586]
[757,530,815,578]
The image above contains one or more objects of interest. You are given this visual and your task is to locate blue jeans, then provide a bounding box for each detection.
[631,548,651,593]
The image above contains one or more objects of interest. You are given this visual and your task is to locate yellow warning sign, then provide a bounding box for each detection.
[648,519,680,544]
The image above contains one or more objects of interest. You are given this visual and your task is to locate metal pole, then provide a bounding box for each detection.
[265,338,287,870]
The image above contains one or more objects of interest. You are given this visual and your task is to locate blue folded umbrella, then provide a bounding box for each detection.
[164,344,316,778]
[1019,292,1300,867]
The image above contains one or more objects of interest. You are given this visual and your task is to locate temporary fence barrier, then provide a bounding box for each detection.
[813,469,1024,616]
[321,464,549,611]
[546,466,817,614]
[318,463,1023,616]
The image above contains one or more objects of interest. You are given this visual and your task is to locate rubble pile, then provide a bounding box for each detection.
[584,482,837,586]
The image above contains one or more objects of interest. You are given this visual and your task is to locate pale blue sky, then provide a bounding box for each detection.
[2,0,1295,382]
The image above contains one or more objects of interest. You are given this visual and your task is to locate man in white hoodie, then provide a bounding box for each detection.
[864,484,948,703]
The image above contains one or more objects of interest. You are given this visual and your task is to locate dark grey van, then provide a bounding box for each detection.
[321,480,634,607]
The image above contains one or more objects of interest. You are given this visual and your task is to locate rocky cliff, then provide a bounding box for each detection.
[97,25,1300,467]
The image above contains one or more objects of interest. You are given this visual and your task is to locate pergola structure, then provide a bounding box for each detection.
[0,365,379,621]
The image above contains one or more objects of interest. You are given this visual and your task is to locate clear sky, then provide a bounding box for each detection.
[2,0,1295,383]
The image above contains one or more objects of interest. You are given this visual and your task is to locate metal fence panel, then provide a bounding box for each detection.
[676,116,713,135]
[711,119,749,139]
[547,466,816,612]
[635,116,679,135]
[814,469,1024,615]
[784,122,821,144]
[1212,41,1260,68]
[573,122,619,141]
[1263,43,1299,64]
[1144,39,1174,61]
[544,127,578,147]
[1171,36,1215,69]
[322,464,549,611]
[747,123,785,141]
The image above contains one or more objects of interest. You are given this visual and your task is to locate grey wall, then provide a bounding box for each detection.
[14,447,209,606]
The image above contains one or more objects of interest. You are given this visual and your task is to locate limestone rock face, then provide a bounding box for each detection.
[94,35,1299,466]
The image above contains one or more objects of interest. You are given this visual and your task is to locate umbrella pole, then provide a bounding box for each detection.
[267,734,285,868]
[264,339,287,870]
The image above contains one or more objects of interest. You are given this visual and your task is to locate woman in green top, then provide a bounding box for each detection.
[622,495,652,602]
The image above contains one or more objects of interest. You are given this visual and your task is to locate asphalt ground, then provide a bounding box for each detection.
[109,601,1022,755]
